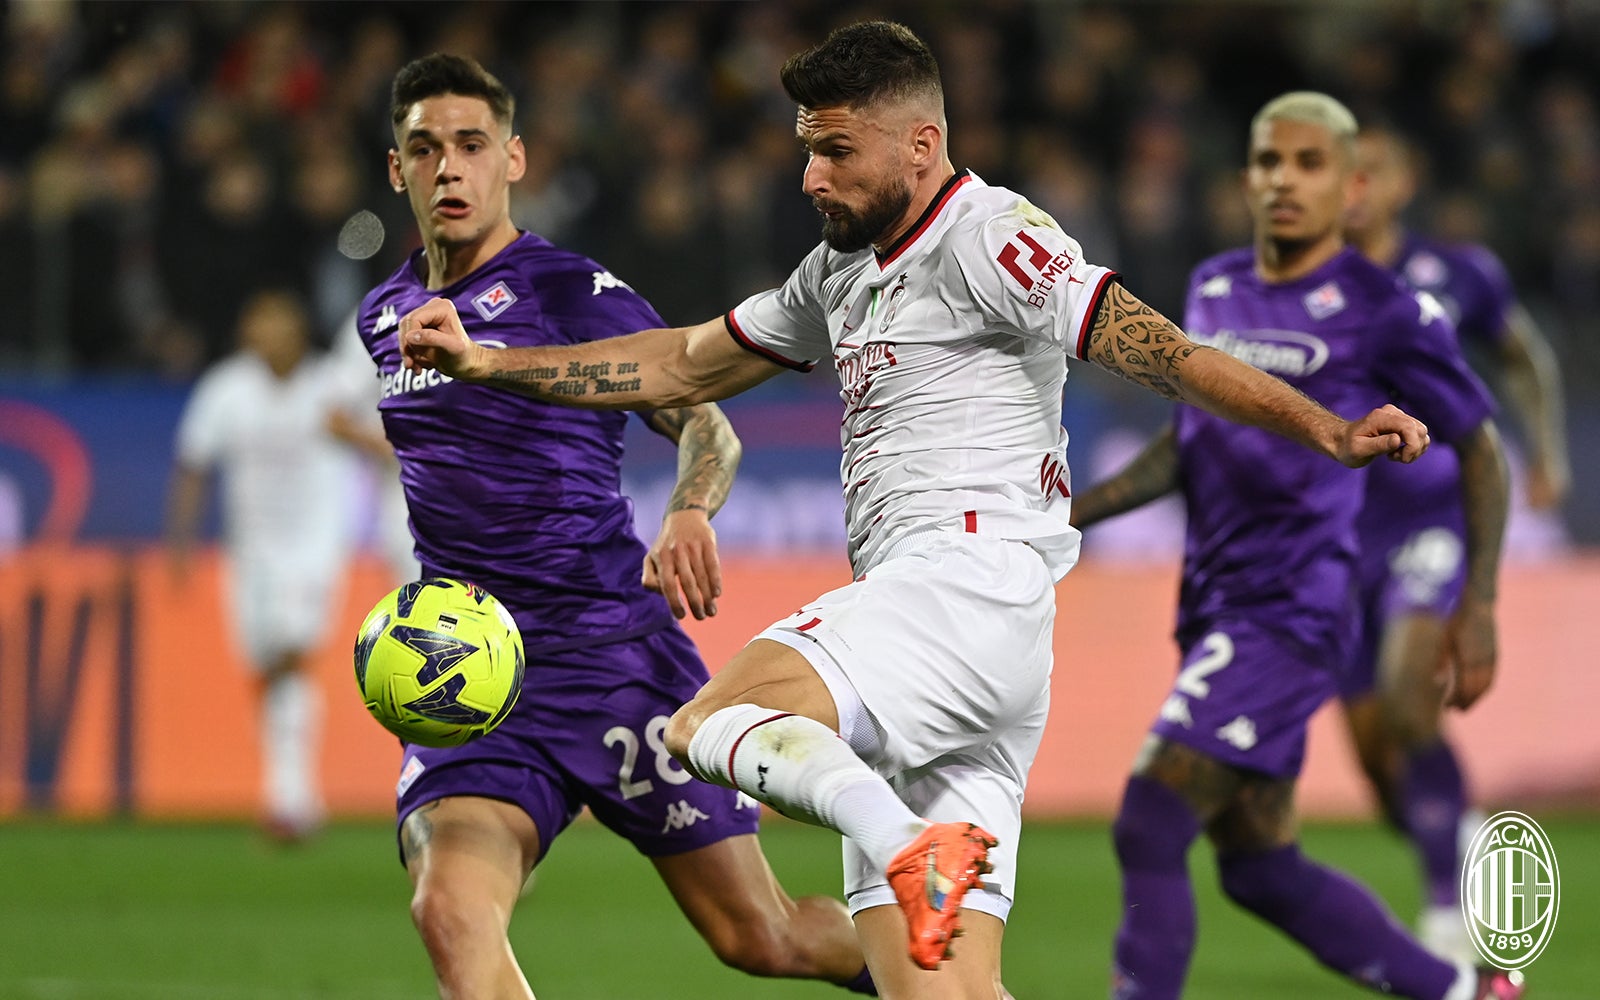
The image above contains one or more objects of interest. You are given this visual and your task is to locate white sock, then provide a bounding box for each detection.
[262,672,323,825]
[686,704,927,870]
[1440,962,1478,1000]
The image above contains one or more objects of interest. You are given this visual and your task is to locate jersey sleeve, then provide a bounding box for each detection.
[174,369,229,469]
[1452,244,1517,347]
[725,245,830,371]
[1379,291,1497,444]
[963,216,1119,360]
[542,260,669,345]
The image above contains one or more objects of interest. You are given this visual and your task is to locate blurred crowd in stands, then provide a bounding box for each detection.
[3,0,1596,402]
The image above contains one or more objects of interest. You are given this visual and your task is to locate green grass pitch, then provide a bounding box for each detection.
[1,816,1593,998]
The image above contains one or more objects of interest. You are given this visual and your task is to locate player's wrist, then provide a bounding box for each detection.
[665,502,711,519]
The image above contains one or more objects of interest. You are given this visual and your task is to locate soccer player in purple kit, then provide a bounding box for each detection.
[397,24,1443,999]
[360,54,874,998]
[1340,124,1572,962]
[1072,94,1522,999]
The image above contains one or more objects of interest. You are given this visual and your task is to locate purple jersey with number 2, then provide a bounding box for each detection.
[357,233,758,858]
[1149,246,1493,776]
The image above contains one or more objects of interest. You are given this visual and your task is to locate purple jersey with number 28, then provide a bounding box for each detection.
[357,232,758,857]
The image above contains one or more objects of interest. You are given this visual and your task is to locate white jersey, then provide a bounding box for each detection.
[728,171,1118,578]
[175,351,355,564]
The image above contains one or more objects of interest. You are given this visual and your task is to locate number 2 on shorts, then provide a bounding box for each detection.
[1175,631,1234,699]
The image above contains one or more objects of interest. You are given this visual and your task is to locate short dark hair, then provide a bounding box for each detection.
[390,53,515,135]
[779,21,942,112]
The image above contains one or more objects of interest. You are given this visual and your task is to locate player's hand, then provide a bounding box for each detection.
[1525,456,1571,510]
[1336,403,1430,468]
[400,297,489,379]
[1441,594,1497,710]
[643,508,722,620]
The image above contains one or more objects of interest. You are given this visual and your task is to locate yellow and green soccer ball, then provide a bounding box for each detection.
[353,578,525,747]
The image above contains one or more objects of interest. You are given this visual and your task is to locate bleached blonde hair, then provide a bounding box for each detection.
[1251,91,1358,161]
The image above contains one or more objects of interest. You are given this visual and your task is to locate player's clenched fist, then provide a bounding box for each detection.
[400,296,488,379]
[1338,402,1430,468]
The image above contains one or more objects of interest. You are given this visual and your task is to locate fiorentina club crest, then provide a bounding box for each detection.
[1302,280,1346,320]
[471,280,517,321]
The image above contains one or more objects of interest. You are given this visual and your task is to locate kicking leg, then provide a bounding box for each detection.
[665,638,993,973]
[1208,772,1472,999]
[402,796,540,1000]
[653,833,875,993]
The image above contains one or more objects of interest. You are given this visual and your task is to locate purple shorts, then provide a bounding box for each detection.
[1150,619,1339,779]
[1340,523,1467,699]
[394,623,760,863]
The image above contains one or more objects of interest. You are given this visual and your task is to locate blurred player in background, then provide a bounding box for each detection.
[399,26,1436,998]
[1340,124,1573,961]
[1072,93,1519,999]
[326,309,420,587]
[366,54,875,998]
[166,288,355,843]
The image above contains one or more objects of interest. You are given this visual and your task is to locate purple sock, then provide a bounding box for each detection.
[1110,777,1202,1000]
[1400,740,1469,906]
[841,965,876,995]
[1218,845,1458,999]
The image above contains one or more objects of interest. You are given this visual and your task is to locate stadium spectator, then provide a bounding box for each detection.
[165,288,356,843]
[1072,92,1518,1000]
[362,54,875,998]
[398,24,1435,997]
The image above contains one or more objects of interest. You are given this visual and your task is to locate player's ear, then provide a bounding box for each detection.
[911,121,940,169]
[505,135,527,185]
[388,149,406,193]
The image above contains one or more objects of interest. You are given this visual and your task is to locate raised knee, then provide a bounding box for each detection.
[704,916,795,978]
[410,881,492,954]
[663,703,706,762]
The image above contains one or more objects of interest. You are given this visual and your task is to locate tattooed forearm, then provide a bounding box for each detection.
[650,404,742,518]
[1085,282,1199,400]
[399,800,441,867]
[490,357,647,402]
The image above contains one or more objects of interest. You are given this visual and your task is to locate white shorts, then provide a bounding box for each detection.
[225,549,345,668]
[757,531,1054,920]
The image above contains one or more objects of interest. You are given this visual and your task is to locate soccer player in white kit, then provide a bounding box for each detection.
[397,21,1431,998]
[167,289,356,842]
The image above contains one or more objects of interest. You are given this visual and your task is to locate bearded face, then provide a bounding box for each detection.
[817,172,914,253]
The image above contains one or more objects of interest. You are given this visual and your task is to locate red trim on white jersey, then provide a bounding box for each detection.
[876,171,975,270]
[724,312,815,372]
[1073,271,1122,360]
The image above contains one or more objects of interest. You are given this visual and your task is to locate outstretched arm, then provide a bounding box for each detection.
[1498,304,1570,509]
[1082,283,1430,467]
[400,298,785,408]
[1070,425,1180,530]
[1442,417,1510,711]
[640,404,742,620]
